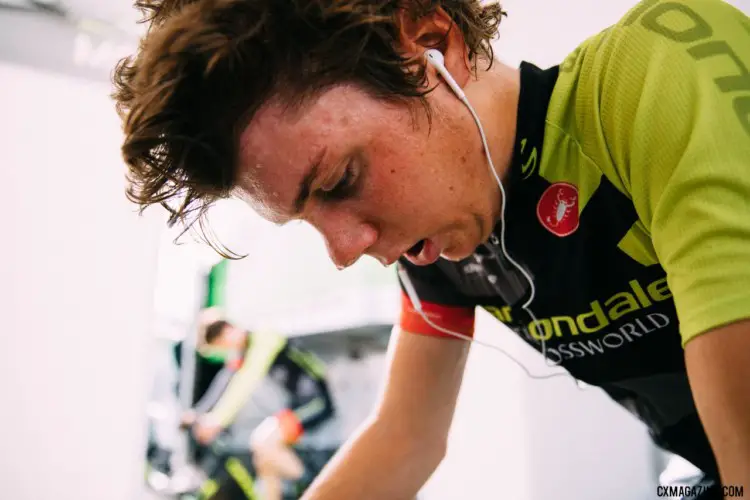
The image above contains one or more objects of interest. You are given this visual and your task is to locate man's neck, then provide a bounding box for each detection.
[464,59,521,218]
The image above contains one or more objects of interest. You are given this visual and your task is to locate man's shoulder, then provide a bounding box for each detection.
[559,0,746,67]
[548,0,749,199]
[246,330,288,359]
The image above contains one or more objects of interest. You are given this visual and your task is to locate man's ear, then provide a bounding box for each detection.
[395,6,471,89]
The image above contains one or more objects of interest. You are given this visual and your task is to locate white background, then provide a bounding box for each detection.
[0,62,162,500]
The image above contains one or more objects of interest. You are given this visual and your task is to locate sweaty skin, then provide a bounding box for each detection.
[234,9,520,270]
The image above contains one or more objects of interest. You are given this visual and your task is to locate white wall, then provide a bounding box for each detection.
[0,63,161,500]
[224,222,400,336]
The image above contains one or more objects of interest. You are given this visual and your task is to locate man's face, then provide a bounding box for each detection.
[236,83,500,268]
[210,324,246,351]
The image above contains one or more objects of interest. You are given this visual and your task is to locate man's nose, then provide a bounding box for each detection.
[309,209,378,269]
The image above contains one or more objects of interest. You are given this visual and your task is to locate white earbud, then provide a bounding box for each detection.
[424,48,467,101]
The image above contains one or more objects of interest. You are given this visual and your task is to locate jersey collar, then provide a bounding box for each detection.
[507,61,560,190]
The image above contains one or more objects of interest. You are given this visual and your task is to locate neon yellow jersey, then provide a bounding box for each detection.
[549,0,750,347]
[397,0,748,477]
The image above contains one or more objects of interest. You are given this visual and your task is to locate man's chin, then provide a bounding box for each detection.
[440,246,473,262]
[438,227,485,262]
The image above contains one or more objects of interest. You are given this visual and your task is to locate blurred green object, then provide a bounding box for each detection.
[204,260,229,309]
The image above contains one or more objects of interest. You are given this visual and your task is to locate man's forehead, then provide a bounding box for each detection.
[238,93,329,165]
[235,84,377,221]
[243,83,373,137]
[237,90,347,176]
[239,100,296,153]
[235,104,322,222]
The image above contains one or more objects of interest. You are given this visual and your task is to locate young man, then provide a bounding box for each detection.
[183,311,337,499]
[114,0,750,498]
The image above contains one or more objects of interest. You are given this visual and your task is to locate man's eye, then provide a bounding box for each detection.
[321,162,358,200]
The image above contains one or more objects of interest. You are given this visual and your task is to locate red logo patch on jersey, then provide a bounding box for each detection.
[537,182,580,237]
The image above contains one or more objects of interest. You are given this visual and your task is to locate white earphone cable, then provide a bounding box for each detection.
[400,50,585,388]
[398,267,570,382]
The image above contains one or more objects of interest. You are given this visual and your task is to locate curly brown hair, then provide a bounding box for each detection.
[113,0,506,256]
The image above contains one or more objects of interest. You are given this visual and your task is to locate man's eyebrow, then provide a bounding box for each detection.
[293,148,326,215]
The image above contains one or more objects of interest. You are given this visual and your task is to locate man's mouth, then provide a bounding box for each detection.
[403,238,441,266]
[406,239,426,257]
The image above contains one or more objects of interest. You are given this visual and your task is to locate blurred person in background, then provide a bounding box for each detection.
[181,308,338,500]
[115,0,750,498]
[145,259,231,493]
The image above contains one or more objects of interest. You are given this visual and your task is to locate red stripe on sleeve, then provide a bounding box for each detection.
[399,292,475,339]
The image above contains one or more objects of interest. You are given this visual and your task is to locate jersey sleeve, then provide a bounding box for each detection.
[397,259,476,339]
[276,343,335,442]
[598,0,750,346]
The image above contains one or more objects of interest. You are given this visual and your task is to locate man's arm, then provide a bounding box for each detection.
[300,326,471,500]
[685,320,750,488]
[181,367,233,434]
[193,366,234,414]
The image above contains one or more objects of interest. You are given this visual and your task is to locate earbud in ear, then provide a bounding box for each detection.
[423,49,466,101]
[424,48,445,67]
